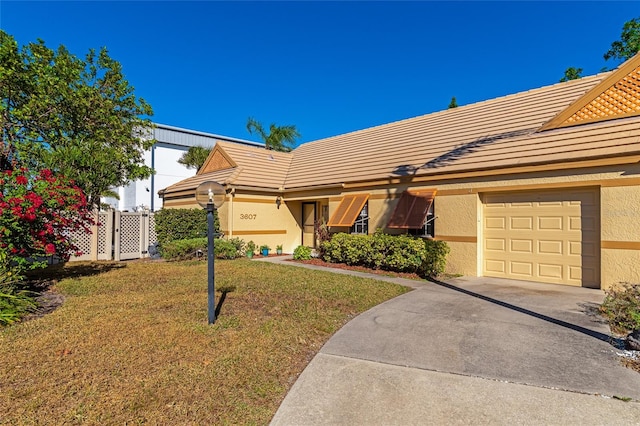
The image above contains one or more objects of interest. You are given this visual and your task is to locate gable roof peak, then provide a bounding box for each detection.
[539,52,640,131]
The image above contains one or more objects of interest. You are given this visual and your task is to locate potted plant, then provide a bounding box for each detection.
[276,244,283,255]
[260,244,270,257]
[246,241,256,258]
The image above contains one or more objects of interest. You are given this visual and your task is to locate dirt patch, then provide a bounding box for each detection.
[22,289,65,321]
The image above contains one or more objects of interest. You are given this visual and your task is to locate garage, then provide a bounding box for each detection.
[482,189,600,288]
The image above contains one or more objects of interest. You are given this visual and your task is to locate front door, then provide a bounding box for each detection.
[302,202,316,247]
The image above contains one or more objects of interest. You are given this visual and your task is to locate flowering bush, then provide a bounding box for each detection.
[0,168,93,273]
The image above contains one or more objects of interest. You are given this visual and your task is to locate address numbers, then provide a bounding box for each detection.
[240,214,257,220]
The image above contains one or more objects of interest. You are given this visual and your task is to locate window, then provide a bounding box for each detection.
[408,201,435,238]
[387,189,436,237]
[351,202,369,234]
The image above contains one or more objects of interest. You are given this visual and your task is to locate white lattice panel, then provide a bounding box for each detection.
[115,212,143,261]
[69,210,156,262]
[69,228,93,261]
[148,213,158,245]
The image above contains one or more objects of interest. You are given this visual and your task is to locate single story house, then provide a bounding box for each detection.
[161,53,640,290]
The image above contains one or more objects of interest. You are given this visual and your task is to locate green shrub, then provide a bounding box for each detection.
[215,239,239,260]
[293,245,312,260]
[0,249,36,326]
[227,237,245,254]
[322,232,428,273]
[154,209,219,245]
[419,239,450,277]
[321,231,449,277]
[600,282,640,334]
[321,233,350,264]
[371,231,426,272]
[160,237,242,261]
[159,237,207,261]
[0,288,36,326]
[246,241,256,254]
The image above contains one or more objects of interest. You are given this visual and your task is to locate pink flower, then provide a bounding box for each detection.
[44,243,56,255]
[16,175,28,185]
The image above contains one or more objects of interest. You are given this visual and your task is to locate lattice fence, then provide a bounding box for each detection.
[69,211,157,262]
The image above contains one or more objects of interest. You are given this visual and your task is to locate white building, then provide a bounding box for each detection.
[103,123,261,211]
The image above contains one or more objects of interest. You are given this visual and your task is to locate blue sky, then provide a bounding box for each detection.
[0,1,636,145]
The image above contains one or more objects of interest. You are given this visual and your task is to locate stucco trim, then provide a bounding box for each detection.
[231,230,287,236]
[434,176,640,197]
[232,197,279,204]
[435,235,477,243]
[601,241,640,250]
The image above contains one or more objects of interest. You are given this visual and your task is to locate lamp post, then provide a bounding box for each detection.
[195,181,226,324]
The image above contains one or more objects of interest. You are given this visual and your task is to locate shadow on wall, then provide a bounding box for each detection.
[391,128,535,176]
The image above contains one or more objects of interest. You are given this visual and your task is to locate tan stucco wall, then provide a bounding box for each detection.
[601,185,640,289]
[225,194,301,254]
[601,249,640,289]
[162,162,640,288]
[436,193,478,237]
[601,185,640,241]
[442,241,478,276]
[434,193,480,276]
[163,193,301,253]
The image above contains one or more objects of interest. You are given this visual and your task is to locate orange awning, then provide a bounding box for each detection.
[327,194,370,227]
[387,189,436,229]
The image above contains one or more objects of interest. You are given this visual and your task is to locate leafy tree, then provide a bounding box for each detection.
[604,17,640,63]
[246,117,300,152]
[560,67,583,82]
[178,146,211,171]
[0,30,155,208]
[448,96,458,109]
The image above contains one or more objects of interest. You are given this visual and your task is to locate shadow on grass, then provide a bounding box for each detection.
[25,262,127,290]
[427,278,625,349]
[215,286,236,319]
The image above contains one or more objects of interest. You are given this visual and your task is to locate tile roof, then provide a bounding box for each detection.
[163,53,640,198]
[284,73,626,189]
[213,141,293,190]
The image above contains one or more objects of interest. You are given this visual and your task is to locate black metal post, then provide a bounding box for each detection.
[207,202,216,324]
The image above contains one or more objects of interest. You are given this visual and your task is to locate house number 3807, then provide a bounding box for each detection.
[240,214,257,220]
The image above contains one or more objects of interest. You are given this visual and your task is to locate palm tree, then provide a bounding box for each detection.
[178,146,211,171]
[246,117,300,152]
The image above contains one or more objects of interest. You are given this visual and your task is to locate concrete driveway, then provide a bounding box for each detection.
[271,275,640,425]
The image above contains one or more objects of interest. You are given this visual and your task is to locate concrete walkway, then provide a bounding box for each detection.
[257,256,640,425]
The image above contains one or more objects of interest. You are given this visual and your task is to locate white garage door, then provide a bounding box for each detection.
[483,189,600,288]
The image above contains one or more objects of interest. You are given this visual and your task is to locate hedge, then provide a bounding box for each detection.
[154,208,220,246]
[159,237,241,261]
[159,237,208,261]
[321,231,449,277]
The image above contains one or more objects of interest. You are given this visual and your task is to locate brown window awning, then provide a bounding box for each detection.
[327,194,370,227]
[387,189,436,229]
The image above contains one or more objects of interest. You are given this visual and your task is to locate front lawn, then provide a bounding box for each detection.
[0,259,408,424]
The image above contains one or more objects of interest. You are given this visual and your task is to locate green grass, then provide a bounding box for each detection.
[0,259,409,425]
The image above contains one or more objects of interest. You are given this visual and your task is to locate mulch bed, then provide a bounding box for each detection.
[291,258,424,281]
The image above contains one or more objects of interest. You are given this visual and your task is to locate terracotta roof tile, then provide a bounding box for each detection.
[285,75,615,188]
[164,55,640,199]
